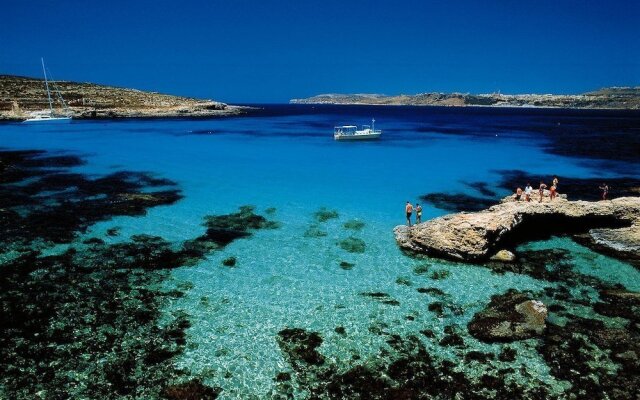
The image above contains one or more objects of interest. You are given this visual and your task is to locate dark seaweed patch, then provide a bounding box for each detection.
[462,181,498,197]
[0,149,279,399]
[275,328,550,399]
[419,193,498,212]
[314,207,339,222]
[339,261,355,270]
[304,224,327,238]
[338,237,366,253]
[343,219,365,231]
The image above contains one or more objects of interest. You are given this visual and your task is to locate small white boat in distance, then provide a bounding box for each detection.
[334,118,381,140]
[23,58,71,123]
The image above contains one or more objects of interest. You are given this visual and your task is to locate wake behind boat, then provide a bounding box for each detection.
[334,118,381,140]
[23,58,71,123]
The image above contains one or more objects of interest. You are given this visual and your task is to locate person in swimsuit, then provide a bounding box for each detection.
[405,201,413,226]
[599,183,609,200]
[539,181,547,203]
[415,203,423,224]
[552,176,559,190]
[525,183,533,202]
[514,187,523,201]
[549,184,557,200]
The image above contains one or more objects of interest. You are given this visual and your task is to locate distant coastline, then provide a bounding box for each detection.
[0,75,250,122]
[290,87,640,110]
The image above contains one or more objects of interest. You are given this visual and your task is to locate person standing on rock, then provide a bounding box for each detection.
[405,201,413,226]
[549,184,557,201]
[539,181,547,203]
[525,183,533,202]
[552,176,559,190]
[415,203,423,224]
[599,183,609,200]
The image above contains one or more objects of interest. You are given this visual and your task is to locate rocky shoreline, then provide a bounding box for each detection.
[394,193,640,265]
[0,75,250,121]
[291,87,640,109]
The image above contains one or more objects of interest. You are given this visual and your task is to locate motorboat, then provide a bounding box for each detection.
[334,118,381,140]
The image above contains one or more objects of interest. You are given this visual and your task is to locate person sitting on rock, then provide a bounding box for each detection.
[539,181,547,203]
[405,201,413,226]
[525,183,533,202]
[415,203,423,224]
[514,187,523,201]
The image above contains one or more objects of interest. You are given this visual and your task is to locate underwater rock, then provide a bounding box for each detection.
[343,219,365,231]
[429,270,450,280]
[338,237,366,253]
[440,326,466,348]
[593,289,640,322]
[395,195,640,263]
[490,249,516,262]
[162,379,221,400]
[179,206,279,264]
[464,351,494,364]
[222,256,237,267]
[417,287,446,296]
[468,290,547,342]
[360,292,400,306]
[539,316,640,399]
[339,261,355,270]
[303,224,328,238]
[498,346,517,362]
[277,328,325,366]
[314,207,339,222]
[395,276,412,286]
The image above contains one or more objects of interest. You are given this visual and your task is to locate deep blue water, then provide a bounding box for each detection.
[1,105,639,398]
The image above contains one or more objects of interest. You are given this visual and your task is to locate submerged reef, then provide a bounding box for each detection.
[0,150,277,399]
[275,327,551,399]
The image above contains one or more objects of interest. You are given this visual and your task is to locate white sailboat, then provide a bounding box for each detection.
[23,58,72,123]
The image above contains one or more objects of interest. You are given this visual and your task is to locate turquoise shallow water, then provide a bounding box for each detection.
[2,105,639,398]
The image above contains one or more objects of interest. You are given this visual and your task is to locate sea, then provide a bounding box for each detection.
[1,104,640,399]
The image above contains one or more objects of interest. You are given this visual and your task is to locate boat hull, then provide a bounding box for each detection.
[334,132,381,141]
[22,117,72,123]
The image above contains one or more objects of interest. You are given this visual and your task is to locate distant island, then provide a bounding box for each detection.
[0,75,248,121]
[290,87,640,109]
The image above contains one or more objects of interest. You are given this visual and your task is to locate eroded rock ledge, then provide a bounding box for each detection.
[394,196,640,263]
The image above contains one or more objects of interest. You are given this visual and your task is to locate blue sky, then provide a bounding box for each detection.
[1,0,638,103]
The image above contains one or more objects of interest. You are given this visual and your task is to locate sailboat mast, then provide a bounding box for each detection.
[41,58,54,113]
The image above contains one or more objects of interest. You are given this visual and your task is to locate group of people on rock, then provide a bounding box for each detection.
[406,176,612,227]
[514,176,559,203]
[514,176,610,202]
[405,201,422,227]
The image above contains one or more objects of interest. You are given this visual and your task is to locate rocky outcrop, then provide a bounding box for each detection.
[468,290,548,342]
[394,196,640,263]
[0,75,249,121]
